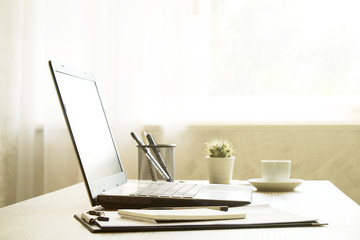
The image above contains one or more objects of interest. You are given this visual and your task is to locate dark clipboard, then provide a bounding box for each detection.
[73,214,326,233]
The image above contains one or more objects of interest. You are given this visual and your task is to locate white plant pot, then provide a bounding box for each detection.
[206,156,235,184]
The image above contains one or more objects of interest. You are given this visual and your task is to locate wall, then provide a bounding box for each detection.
[41,125,360,206]
[145,125,360,205]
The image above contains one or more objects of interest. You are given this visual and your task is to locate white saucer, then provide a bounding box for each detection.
[248,178,303,192]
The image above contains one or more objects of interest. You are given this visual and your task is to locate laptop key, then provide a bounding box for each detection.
[183,184,204,198]
[148,183,177,197]
[131,182,177,197]
[130,183,159,196]
[171,184,197,198]
[160,183,187,197]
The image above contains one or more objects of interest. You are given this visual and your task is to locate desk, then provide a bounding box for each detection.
[1,180,360,240]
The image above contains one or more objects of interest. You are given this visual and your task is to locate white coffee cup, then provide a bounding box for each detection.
[261,160,291,182]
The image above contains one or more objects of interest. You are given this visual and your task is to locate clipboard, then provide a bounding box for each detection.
[74,205,327,233]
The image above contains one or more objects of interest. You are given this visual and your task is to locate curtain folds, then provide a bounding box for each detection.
[0,0,201,207]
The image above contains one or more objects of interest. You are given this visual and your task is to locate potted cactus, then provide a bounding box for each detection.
[205,139,235,184]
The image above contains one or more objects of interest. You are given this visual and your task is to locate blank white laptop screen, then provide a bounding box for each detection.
[56,72,123,181]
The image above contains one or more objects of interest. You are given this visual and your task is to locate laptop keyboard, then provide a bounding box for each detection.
[130,182,204,199]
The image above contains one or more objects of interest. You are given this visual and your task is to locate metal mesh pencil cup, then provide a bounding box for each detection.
[137,144,175,181]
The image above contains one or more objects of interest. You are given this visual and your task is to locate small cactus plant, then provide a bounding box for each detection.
[206,139,235,158]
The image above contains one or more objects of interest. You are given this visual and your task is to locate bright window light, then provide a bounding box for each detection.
[182,0,360,124]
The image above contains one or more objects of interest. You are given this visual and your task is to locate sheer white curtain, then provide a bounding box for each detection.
[0,0,203,207]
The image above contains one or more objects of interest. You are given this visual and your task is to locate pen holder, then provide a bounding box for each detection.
[138,144,176,181]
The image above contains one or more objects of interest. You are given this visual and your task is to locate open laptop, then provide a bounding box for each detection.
[48,60,252,209]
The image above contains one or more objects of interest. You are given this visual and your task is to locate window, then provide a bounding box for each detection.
[183,0,360,124]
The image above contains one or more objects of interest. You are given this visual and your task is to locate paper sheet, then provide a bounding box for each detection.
[95,204,323,228]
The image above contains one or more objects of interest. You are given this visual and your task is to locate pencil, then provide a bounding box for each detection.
[142,206,229,212]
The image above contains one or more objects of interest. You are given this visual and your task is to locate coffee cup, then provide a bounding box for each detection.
[261,160,291,182]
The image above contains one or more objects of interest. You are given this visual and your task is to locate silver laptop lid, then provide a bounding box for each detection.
[49,61,127,206]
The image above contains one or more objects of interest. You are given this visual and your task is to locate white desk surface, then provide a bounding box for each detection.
[1,180,360,240]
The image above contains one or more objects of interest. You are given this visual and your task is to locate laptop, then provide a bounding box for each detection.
[48,60,252,209]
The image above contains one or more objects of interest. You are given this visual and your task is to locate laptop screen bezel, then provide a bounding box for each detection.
[49,61,127,206]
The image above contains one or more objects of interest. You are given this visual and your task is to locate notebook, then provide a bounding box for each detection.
[48,60,252,209]
[117,208,246,223]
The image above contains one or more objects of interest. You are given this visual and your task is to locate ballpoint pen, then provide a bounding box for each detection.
[146,133,172,180]
[141,131,157,181]
[130,132,172,182]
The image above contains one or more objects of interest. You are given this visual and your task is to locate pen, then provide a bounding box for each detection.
[142,206,229,212]
[130,132,172,182]
[141,131,157,181]
[146,133,172,181]
[142,130,149,144]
